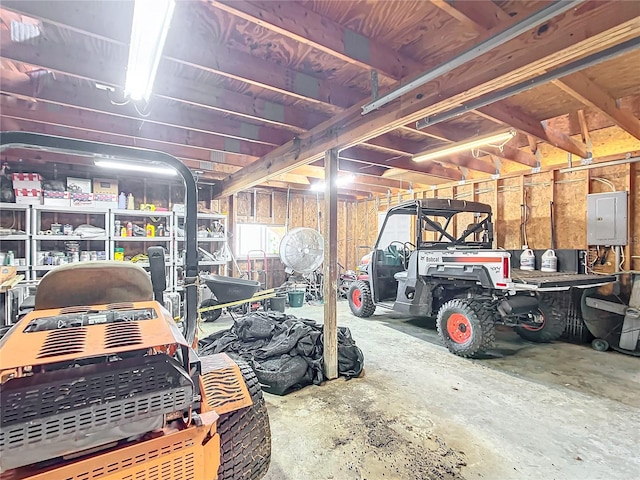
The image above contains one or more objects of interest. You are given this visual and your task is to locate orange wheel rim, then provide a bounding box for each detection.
[447,313,472,343]
[351,288,362,308]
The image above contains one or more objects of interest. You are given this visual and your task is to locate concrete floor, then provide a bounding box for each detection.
[200,301,640,480]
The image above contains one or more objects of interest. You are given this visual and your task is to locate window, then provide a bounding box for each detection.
[376,212,412,249]
[236,224,287,257]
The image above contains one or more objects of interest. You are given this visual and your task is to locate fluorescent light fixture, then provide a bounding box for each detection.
[124,0,176,102]
[95,160,178,176]
[413,130,516,163]
[310,174,355,192]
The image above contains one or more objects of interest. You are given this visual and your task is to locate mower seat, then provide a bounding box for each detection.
[35,262,154,310]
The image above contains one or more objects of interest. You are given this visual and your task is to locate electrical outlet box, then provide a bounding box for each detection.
[586,191,627,246]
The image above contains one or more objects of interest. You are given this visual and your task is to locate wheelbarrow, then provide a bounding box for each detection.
[199,274,277,322]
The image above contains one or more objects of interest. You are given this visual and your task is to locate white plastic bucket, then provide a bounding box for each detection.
[541,249,558,272]
[520,248,535,271]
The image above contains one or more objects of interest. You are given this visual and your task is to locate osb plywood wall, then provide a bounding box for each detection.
[210,191,359,287]
[357,162,639,276]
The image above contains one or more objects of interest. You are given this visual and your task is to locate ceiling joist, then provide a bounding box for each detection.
[553,72,640,140]
[207,0,423,81]
[211,2,639,197]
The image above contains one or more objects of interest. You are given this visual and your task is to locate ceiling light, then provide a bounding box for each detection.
[413,130,516,163]
[310,174,355,192]
[95,160,177,176]
[124,0,175,102]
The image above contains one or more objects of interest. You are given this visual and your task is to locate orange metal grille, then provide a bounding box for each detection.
[37,328,87,358]
[199,354,252,415]
[104,323,142,349]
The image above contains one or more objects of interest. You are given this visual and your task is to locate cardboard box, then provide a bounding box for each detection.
[43,190,71,207]
[0,266,17,284]
[94,193,118,209]
[14,188,42,205]
[70,192,94,208]
[66,177,92,193]
[92,178,119,195]
[12,173,42,190]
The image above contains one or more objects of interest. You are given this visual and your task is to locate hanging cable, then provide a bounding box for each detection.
[591,177,616,191]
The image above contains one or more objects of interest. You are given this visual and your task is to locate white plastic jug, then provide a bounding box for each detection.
[520,247,535,271]
[541,249,558,272]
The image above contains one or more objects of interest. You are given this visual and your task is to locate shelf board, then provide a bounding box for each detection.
[112,209,172,218]
[175,213,225,220]
[0,235,29,241]
[0,203,30,211]
[33,235,108,241]
[15,265,29,272]
[176,237,226,242]
[34,205,107,215]
[113,237,171,242]
[177,260,227,266]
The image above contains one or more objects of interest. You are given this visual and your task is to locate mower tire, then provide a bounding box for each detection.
[200,298,222,322]
[217,360,271,480]
[437,299,495,358]
[513,296,565,343]
[348,280,376,318]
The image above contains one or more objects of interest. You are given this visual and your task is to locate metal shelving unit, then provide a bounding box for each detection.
[2,205,230,292]
[30,205,110,280]
[110,209,175,288]
[0,203,31,278]
[174,212,229,291]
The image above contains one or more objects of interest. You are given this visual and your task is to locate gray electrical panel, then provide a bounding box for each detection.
[586,191,628,245]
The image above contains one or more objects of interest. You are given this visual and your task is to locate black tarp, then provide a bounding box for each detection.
[198,311,365,395]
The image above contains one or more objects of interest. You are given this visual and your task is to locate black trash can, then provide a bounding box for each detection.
[269,295,287,313]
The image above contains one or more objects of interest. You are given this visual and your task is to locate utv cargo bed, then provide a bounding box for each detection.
[511,269,616,289]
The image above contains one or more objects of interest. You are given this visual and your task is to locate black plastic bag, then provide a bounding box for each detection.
[198,311,365,395]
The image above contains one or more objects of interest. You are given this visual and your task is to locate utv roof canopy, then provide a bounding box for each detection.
[388,199,492,217]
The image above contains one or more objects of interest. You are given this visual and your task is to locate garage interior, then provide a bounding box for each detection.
[0,1,639,479]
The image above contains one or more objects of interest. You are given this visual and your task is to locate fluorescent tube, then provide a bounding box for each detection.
[413,130,516,163]
[95,160,177,176]
[124,0,176,101]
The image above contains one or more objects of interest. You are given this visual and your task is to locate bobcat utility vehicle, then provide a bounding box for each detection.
[348,199,615,358]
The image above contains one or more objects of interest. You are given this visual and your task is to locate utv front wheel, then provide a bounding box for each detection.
[513,298,565,343]
[437,299,496,358]
[217,360,271,480]
[348,281,376,318]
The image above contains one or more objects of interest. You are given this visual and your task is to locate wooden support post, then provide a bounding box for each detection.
[227,194,236,276]
[625,162,634,273]
[323,148,339,380]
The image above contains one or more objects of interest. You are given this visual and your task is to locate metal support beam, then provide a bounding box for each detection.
[415,37,640,130]
[361,0,581,114]
[323,148,339,380]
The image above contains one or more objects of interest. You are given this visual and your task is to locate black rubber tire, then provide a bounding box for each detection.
[348,280,376,318]
[217,360,271,480]
[436,299,496,358]
[591,338,610,352]
[201,298,222,322]
[513,297,565,343]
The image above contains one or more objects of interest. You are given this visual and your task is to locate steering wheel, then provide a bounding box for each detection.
[388,241,413,268]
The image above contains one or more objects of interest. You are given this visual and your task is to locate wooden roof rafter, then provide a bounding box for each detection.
[210,2,640,197]
[0,1,435,162]
[552,72,640,140]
